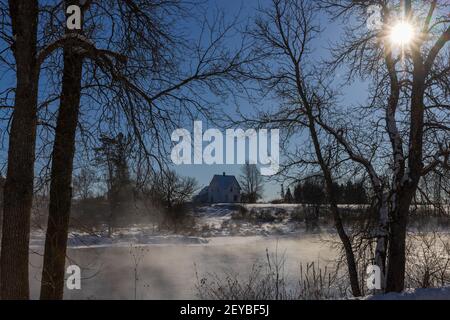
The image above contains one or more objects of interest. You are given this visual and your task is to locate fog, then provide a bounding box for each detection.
[28,235,337,299]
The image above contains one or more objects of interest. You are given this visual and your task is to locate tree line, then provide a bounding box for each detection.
[292,177,367,205]
[72,132,198,234]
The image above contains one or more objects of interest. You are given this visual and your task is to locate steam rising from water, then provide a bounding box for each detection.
[29,235,336,299]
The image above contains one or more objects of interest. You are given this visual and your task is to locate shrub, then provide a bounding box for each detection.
[405,231,450,288]
[195,249,348,300]
[291,207,306,222]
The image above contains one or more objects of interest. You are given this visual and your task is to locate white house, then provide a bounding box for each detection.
[194,172,241,203]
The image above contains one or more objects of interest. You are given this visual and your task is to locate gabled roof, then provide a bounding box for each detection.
[210,174,241,190]
[197,186,209,196]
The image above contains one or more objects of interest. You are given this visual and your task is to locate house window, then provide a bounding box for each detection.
[233,195,237,201]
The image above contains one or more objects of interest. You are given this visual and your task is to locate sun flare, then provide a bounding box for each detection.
[389,21,415,46]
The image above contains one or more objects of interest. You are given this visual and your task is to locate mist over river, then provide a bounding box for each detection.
[28,235,337,299]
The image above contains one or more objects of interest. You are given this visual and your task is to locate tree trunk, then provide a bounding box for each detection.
[385,54,426,292]
[306,112,361,297]
[0,0,39,300]
[292,58,361,296]
[374,192,389,290]
[40,31,83,299]
[325,182,361,296]
[385,194,411,292]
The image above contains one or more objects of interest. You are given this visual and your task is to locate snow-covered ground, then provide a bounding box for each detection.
[193,203,328,237]
[27,203,449,249]
[30,229,208,249]
[24,203,450,300]
[366,287,450,300]
[27,203,316,249]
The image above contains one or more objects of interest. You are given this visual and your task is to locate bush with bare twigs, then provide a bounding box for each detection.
[195,249,348,300]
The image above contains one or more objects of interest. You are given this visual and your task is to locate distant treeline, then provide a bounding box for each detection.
[290,176,367,205]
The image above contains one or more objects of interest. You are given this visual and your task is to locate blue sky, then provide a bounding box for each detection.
[171,0,370,200]
[0,0,370,201]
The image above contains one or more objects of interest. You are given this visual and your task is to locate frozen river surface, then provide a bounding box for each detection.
[29,234,337,299]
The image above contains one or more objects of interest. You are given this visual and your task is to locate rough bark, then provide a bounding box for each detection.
[374,192,388,289]
[0,0,39,300]
[385,60,426,292]
[385,195,410,292]
[373,48,402,290]
[40,9,83,298]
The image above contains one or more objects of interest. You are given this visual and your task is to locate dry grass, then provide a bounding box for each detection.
[195,248,348,300]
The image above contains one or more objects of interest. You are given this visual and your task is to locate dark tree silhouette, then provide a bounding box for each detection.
[284,187,293,203]
[240,163,264,203]
[0,0,39,300]
[246,0,362,296]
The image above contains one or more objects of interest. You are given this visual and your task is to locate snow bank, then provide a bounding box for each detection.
[29,229,208,249]
[194,203,327,237]
[68,234,209,248]
[366,287,450,300]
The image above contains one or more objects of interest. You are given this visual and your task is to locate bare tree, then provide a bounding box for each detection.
[40,0,86,299]
[240,163,264,203]
[318,0,449,292]
[73,168,96,200]
[245,0,362,296]
[0,0,95,299]
[156,170,198,209]
[0,0,40,300]
[38,0,258,299]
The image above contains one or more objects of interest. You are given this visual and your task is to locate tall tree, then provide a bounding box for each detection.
[319,0,449,292]
[40,0,85,299]
[0,0,92,298]
[94,133,133,237]
[247,0,362,296]
[0,0,39,299]
[38,0,257,299]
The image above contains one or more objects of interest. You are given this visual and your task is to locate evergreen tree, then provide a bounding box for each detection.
[95,133,133,236]
[284,187,293,203]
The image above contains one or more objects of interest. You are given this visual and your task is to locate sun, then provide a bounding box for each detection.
[389,21,415,46]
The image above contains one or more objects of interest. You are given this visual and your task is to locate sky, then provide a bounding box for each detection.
[171,0,370,200]
[0,0,372,201]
